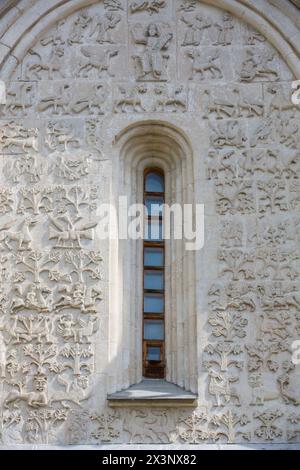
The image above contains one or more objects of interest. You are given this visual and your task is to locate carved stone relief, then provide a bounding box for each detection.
[0,0,299,447]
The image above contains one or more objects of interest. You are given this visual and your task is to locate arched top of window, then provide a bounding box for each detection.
[144,170,164,193]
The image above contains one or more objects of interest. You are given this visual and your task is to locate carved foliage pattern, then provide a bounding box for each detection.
[0,0,299,445]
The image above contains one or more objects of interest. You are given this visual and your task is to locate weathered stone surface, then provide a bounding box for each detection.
[0,0,300,447]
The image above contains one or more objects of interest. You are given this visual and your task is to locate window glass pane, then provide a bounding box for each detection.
[144,247,164,267]
[145,172,164,193]
[145,196,164,216]
[144,270,164,290]
[144,219,163,241]
[144,320,164,340]
[144,293,164,313]
[147,346,161,361]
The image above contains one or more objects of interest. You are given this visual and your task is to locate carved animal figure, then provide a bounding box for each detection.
[9,316,54,344]
[49,376,91,407]
[0,218,37,250]
[10,283,52,313]
[24,49,44,80]
[37,84,72,114]
[77,47,118,78]
[47,45,66,79]
[124,410,170,443]
[208,368,241,407]
[202,89,235,119]
[210,121,247,148]
[207,150,236,179]
[3,84,33,116]
[46,122,80,151]
[1,128,38,152]
[266,85,295,115]
[153,86,187,112]
[240,49,279,82]
[258,312,293,341]
[55,283,102,314]
[187,50,222,80]
[232,87,264,117]
[5,375,48,408]
[114,85,147,113]
[57,315,99,342]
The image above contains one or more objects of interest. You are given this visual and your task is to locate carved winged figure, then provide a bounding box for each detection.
[49,214,98,248]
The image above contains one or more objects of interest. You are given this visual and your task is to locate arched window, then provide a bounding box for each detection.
[108,122,198,397]
[143,169,165,378]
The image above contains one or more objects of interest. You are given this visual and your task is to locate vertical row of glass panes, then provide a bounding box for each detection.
[143,170,165,378]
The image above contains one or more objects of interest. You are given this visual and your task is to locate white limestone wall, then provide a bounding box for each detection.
[0,0,300,445]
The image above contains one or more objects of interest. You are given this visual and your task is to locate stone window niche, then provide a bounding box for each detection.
[107,121,198,406]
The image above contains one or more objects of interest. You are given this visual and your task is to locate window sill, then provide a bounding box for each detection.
[107,379,198,408]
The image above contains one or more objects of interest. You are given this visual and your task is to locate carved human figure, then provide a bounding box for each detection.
[213,13,234,46]
[55,282,101,314]
[248,373,279,406]
[181,14,212,46]
[207,368,241,407]
[131,23,173,80]
[11,283,52,313]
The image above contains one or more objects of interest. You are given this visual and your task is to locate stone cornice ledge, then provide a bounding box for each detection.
[107,380,198,408]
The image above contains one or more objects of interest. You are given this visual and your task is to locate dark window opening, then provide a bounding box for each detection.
[143,169,165,379]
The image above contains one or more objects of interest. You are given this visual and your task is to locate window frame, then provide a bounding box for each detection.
[143,168,166,379]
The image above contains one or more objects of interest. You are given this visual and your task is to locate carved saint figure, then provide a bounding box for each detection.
[213,13,234,46]
[132,23,173,80]
[181,14,212,46]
